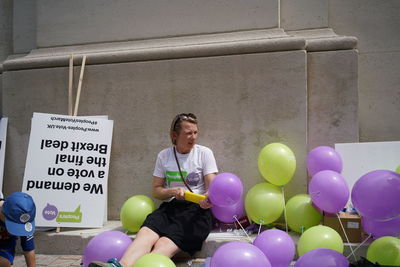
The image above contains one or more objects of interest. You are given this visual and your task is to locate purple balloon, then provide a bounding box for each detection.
[295,248,349,267]
[253,229,295,267]
[351,170,400,220]
[362,216,400,239]
[211,241,271,267]
[309,170,350,214]
[208,173,243,207]
[82,231,132,267]
[211,197,245,223]
[307,146,343,176]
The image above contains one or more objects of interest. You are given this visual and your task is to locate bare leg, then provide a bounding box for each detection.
[151,236,181,258]
[119,227,160,267]
[0,257,11,267]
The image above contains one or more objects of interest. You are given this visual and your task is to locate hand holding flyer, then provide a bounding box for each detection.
[184,191,206,204]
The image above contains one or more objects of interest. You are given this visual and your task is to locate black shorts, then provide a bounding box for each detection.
[141,199,213,255]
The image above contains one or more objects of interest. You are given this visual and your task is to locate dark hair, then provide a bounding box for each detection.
[170,113,197,144]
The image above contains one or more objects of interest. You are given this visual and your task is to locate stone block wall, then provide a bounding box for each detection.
[1,28,357,218]
[1,0,398,220]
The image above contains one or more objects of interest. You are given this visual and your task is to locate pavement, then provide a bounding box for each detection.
[13,254,208,267]
[13,254,82,267]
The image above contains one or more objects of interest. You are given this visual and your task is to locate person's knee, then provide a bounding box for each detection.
[0,256,11,267]
[153,237,180,257]
[154,237,171,247]
[137,226,156,236]
[127,227,159,251]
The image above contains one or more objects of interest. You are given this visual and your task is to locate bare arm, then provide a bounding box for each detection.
[152,176,185,201]
[199,172,217,209]
[23,250,36,267]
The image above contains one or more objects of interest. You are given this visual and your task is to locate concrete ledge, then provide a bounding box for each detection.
[3,29,305,71]
[2,28,357,71]
[32,221,124,255]
[288,28,358,51]
[29,220,369,263]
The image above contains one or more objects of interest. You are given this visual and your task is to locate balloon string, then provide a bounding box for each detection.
[346,234,371,259]
[309,191,320,197]
[281,186,288,233]
[258,221,263,236]
[233,215,252,242]
[300,226,305,234]
[337,213,357,262]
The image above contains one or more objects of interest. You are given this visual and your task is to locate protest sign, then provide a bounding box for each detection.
[335,141,400,191]
[22,113,113,227]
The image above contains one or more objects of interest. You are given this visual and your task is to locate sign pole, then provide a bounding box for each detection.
[73,55,87,117]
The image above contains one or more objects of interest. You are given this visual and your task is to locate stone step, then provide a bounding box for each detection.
[27,220,369,265]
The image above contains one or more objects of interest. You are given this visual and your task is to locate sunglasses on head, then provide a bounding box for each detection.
[178,113,197,121]
[172,113,197,131]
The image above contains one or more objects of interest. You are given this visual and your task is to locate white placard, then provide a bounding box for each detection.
[335,141,400,194]
[0,117,8,194]
[22,113,113,228]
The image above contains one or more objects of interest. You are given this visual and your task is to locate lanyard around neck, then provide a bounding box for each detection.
[173,146,193,193]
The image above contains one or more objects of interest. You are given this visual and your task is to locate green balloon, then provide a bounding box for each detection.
[134,253,176,267]
[245,182,284,225]
[297,225,344,256]
[367,236,400,266]
[258,143,296,186]
[395,164,400,174]
[120,195,155,233]
[286,194,322,233]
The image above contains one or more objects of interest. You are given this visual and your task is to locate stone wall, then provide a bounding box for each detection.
[1,0,398,220]
[35,0,278,47]
[1,28,358,218]
[6,1,397,142]
[329,0,400,141]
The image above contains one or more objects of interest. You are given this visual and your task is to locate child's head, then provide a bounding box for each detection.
[2,192,36,236]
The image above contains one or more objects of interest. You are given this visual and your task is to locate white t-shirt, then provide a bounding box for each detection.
[153,144,218,196]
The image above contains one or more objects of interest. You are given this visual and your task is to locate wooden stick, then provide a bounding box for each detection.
[68,54,74,116]
[58,54,75,233]
[73,55,87,116]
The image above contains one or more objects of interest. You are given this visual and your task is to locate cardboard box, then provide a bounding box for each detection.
[323,212,362,243]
